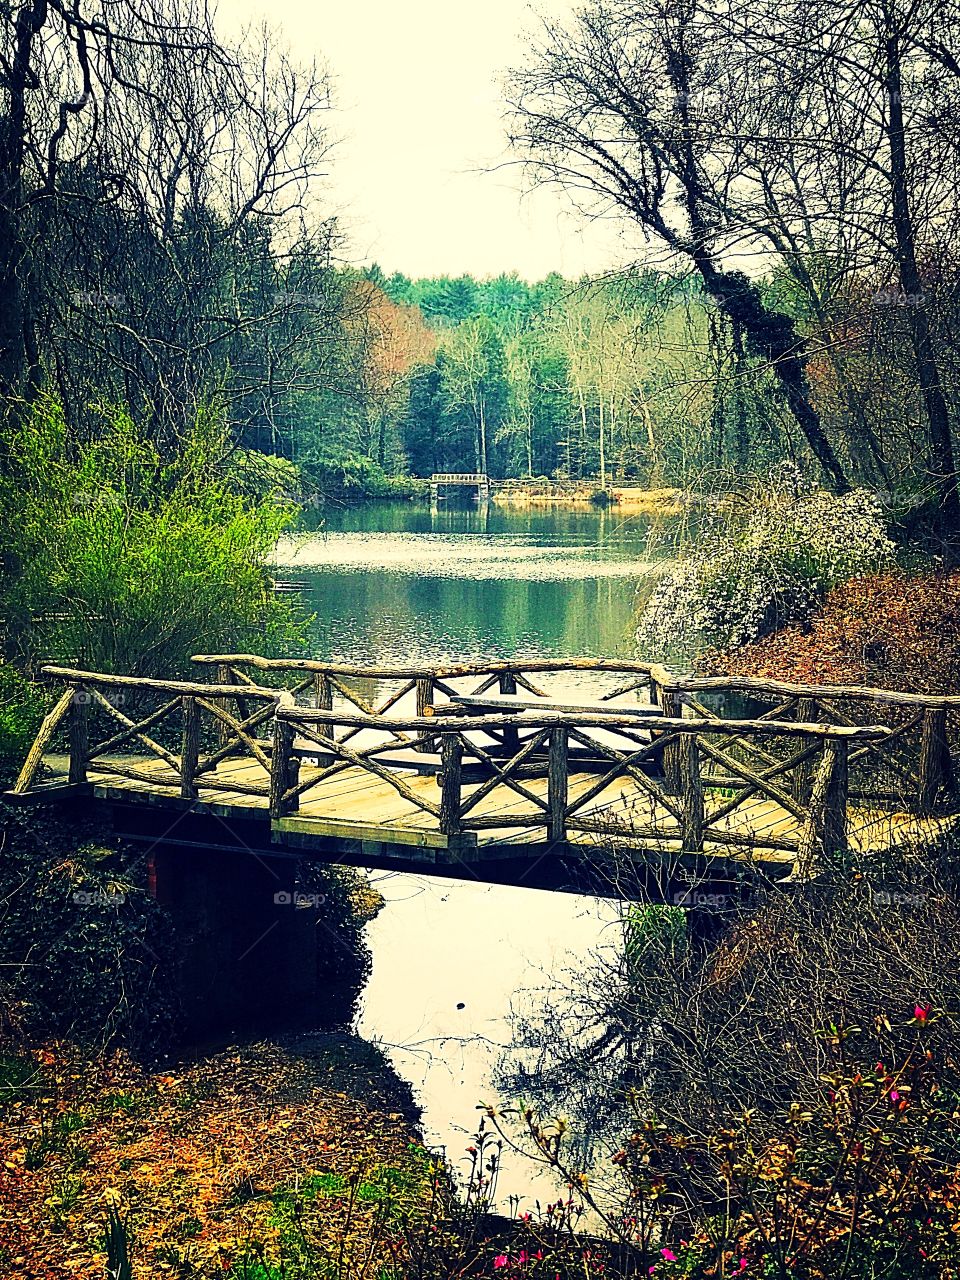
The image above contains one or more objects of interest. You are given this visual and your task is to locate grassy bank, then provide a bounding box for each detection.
[0,1035,430,1279]
[491,483,684,513]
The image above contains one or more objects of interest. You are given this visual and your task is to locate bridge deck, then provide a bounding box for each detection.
[32,752,953,867]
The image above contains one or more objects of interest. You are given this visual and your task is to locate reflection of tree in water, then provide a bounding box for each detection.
[497,904,688,1172]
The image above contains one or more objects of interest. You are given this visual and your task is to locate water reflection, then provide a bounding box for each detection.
[357,873,620,1209]
[274,501,671,1206]
[276,501,673,665]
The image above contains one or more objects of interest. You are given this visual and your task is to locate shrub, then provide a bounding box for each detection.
[0,661,47,784]
[298,441,425,500]
[0,398,306,677]
[0,805,179,1053]
[636,466,894,660]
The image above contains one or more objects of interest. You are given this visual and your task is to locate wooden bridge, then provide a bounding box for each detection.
[429,472,491,502]
[9,657,960,901]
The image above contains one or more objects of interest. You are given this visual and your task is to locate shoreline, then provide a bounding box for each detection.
[0,1031,433,1278]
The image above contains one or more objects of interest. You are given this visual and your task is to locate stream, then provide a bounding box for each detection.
[274,499,674,1207]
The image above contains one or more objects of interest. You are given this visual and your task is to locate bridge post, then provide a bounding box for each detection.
[416,677,434,752]
[270,716,299,817]
[679,734,704,851]
[499,671,520,756]
[796,738,848,877]
[658,689,683,793]
[792,698,817,804]
[919,708,956,813]
[439,732,463,835]
[548,726,568,842]
[68,686,88,785]
[215,664,234,749]
[314,672,333,741]
[180,696,200,800]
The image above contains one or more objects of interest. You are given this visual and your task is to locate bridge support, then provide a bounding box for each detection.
[151,842,334,1040]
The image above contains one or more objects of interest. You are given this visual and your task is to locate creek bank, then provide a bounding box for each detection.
[699,569,960,694]
[0,1033,429,1279]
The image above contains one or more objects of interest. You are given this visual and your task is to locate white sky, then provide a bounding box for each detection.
[219,0,638,280]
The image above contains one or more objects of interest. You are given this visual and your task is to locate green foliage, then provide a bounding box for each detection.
[298,441,425,501]
[104,1205,134,1280]
[0,661,46,784]
[0,398,306,676]
[624,904,687,981]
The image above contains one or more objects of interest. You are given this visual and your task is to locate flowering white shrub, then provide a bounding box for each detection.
[636,470,895,661]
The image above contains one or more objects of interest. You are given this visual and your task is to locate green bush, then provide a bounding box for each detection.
[298,441,424,500]
[0,398,306,677]
[0,661,47,784]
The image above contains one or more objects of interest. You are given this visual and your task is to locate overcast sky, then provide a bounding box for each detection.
[221,0,637,280]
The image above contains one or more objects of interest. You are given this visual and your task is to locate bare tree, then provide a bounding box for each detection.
[508,0,851,493]
[1,0,337,448]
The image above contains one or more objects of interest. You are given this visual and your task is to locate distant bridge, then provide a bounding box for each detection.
[429,472,490,502]
[9,657,960,901]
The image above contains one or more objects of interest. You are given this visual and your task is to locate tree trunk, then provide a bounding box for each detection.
[884,26,960,533]
[691,248,850,493]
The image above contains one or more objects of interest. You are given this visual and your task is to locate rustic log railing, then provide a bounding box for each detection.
[191,655,960,818]
[652,666,960,816]
[16,658,960,882]
[272,704,890,876]
[190,655,658,752]
[13,667,286,801]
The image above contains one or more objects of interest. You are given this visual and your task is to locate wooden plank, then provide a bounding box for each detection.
[273,814,461,850]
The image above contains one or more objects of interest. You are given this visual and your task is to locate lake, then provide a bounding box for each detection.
[278,499,671,664]
[273,500,669,1208]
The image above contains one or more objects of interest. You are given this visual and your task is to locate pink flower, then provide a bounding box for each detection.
[494,1256,508,1270]
[890,1090,900,1102]
[661,1248,678,1262]
[914,1004,931,1022]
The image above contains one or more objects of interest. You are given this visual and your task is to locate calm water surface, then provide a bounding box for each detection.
[278,500,671,664]
[274,501,672,1206]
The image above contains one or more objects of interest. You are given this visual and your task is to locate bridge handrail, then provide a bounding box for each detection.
[41,665,282,700]
[192,654,657,680]
[652,664,960,710]
[192,653,960,709]
[272,703,896,874]
[277,704,891,740]
[12,666,291,800]
[15,663,956,877]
